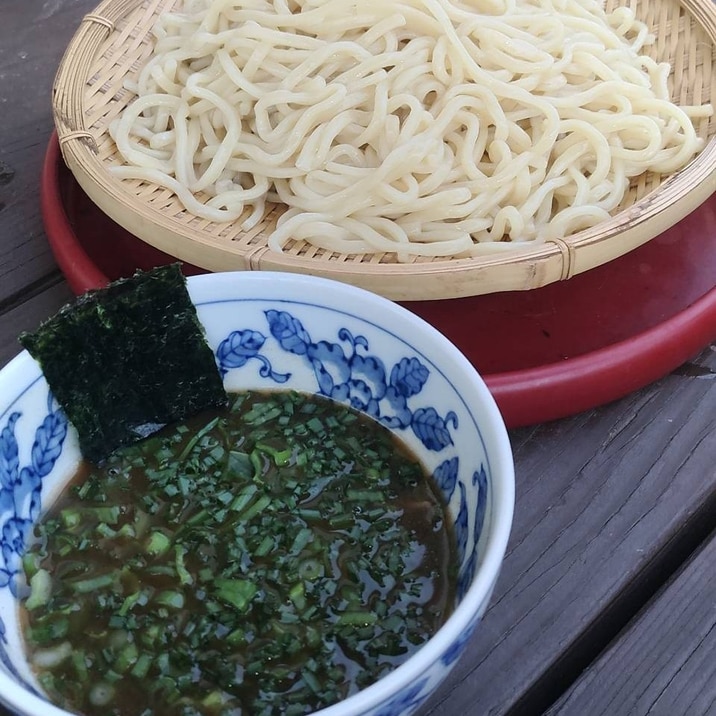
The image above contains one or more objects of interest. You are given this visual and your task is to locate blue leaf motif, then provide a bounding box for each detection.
[0,413,20,489]
[307,341,351,396]
[216,330,266,374]
[375,385,413,430]
[1,518,26,557]
[349,353,388,402]
[337,327,369,355]
[215,308,467,478]
[343,379,375,413]
[312,361,336,396]
[373,677,430,716]
[14,466,43,524]
[458,545,479,602]
[441,613,480,666]
[1,517,30,574]
[473,464,489,546]
[217,330,290,383]
[411,407,456,451]
[266,310,312,355]
[31,410,68,479]
[441,630,470,667]
[379,386,412,429]
[0,488,14,517]
[390,357,429,398]
[28,488,43,524]
[255,359,291,384]
[0,407,69,600]
[457,464,490,600]
[454,482,469,567]
[433,457,459,503]
[327,382,350,403]
[0,481,18,578]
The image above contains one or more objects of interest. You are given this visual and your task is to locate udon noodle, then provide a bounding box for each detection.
[109,0,711,259]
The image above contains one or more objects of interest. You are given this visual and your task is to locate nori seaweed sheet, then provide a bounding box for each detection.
[19,264,227,464]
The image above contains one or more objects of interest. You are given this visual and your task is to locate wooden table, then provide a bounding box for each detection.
[1,2,715,715]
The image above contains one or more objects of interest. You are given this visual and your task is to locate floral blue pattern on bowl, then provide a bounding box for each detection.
[0,272,514,716]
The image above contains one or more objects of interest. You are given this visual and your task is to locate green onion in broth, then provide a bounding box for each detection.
[20,390,458,716]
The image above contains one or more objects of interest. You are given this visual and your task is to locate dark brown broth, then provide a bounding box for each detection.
[21,390,457,716]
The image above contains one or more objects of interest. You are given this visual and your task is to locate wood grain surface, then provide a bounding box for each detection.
[546,527,716,716]
[0,1,94,304]
[0,2,714,716]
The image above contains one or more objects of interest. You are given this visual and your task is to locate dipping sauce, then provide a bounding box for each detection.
[20,390,457,716]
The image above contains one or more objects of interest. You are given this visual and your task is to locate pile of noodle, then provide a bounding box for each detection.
[109,0,711,260]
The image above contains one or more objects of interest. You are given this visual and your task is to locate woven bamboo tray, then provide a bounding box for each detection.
[52,0,716,301]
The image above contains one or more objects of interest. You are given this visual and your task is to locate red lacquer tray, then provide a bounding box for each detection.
[41,134,716,428]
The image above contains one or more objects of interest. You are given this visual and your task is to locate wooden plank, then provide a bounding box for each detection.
[0,0,99,303]
[546,526,716,716]
[0,279,74,368]
[416,343,716,716]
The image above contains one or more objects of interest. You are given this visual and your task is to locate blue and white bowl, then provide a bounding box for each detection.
[0,271,514,716]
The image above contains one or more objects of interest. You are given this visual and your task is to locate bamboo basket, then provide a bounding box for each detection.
[52,0,716,301]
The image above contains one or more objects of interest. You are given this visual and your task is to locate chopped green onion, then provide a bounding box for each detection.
[335,611,379,626]
[145,531,171,556]
[130,652,153,680]
[174,545,193,586]
[25,568,52,610]
[69,574,116,594]
[114,641,139,673]
[20,390,456,716]
[155,591,185,609]
[214,579,258,612]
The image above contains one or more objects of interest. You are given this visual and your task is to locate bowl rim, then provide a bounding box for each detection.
[0,271,515,716]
